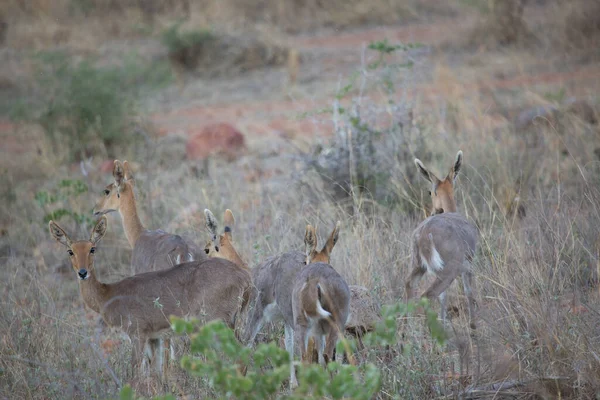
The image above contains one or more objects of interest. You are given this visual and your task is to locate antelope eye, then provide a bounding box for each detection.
[427,190,432,196]
[103,189,110,196]
[90,247,96,254]
[67,250,74,256]
[204,248,210,254]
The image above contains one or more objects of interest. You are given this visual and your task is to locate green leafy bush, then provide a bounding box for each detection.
[35,178,94,225]
[161,23,216,70]
[11,51,171,161]
[121,298,445,399]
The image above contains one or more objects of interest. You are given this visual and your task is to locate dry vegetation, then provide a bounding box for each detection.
[1,0,600,399]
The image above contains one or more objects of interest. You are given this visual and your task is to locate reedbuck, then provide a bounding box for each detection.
[406,150,479,330]
[93,160,199,274]
[291,223,350,385]
[204,209,248,270]
[203,209,379,351]
[49,216,252,379]
[203,213,349,387]
[93,160,200,369]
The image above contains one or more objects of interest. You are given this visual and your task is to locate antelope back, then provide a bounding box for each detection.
[293,262,351,329]
[413,212,478,273]
[132,230,200,273]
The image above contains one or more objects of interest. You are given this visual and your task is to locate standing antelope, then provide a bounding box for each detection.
[406,150,479,330]
[202,212,348,387]
[93,160,200,274]
[291,223,350,386]
[49,216,252,379]
[203,209,379,353]
[93,160,200,370]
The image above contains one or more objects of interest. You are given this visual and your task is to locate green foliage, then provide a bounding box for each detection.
[367,39,423,70]
[11,50,172,161]
[125,299,445,400]
[35,179,93,225]
[543,87,566,104]
[119,385,174,400]
[161,22,215,70]
[161,23,215,54]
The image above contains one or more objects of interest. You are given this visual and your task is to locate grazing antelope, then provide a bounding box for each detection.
[406,150,479,330]
[93,160,199,274]
[49,217,252,379]
[203,209,379,350]
[291,223,350,385]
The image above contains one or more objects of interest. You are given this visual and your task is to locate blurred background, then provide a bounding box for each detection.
[1,0,600,398]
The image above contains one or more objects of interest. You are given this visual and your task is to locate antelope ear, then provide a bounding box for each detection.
[304,224,317,264]
[49,221,72,247]
[223,209,235,239]
[415,158,432,183]
[113,160,125,188]
[204,209,218,238]
[448,150,463,183]
[123,160,135,186]
[90,216,108,244]
[323,221,340,255]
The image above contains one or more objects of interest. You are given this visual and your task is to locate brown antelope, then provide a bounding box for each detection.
[291,223,350,386]
[92,160,201,369]
[93,160,199,274]
[406,150,479,330]
[49,216,252,380]
[203,210,380,350]
[204,209,248,270]
[203,214,349,387]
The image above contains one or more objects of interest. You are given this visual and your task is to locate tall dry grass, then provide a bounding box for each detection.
[1,79,599,397]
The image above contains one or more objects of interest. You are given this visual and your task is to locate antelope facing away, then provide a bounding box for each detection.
[203,209,380,351]
[93,160,200,274]
[291,223,350,385]
[49,216,252,379]
[406,150,479,330]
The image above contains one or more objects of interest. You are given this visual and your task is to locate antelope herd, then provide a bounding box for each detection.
[49,150,479,387]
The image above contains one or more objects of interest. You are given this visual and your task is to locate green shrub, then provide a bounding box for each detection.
[161,23,216,70]
[121,298,445,399]
[35,178,94,226]
[10,51,172,161]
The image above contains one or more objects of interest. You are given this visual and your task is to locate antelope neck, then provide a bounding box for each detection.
[118,187,144,247]
[78,269,110,315]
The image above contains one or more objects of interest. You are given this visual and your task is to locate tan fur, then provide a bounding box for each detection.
[203,216,378,351]
[408,150,479,330]
[415,151,463,214]
[93,160,201,273]
[291,223,350,385]
[203,209,248,270]
[49,217,252,380]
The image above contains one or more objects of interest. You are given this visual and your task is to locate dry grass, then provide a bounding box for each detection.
[1,1,600,399]
[1,76,600,398]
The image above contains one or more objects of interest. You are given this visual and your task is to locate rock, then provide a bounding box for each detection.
[185,123,246,161]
